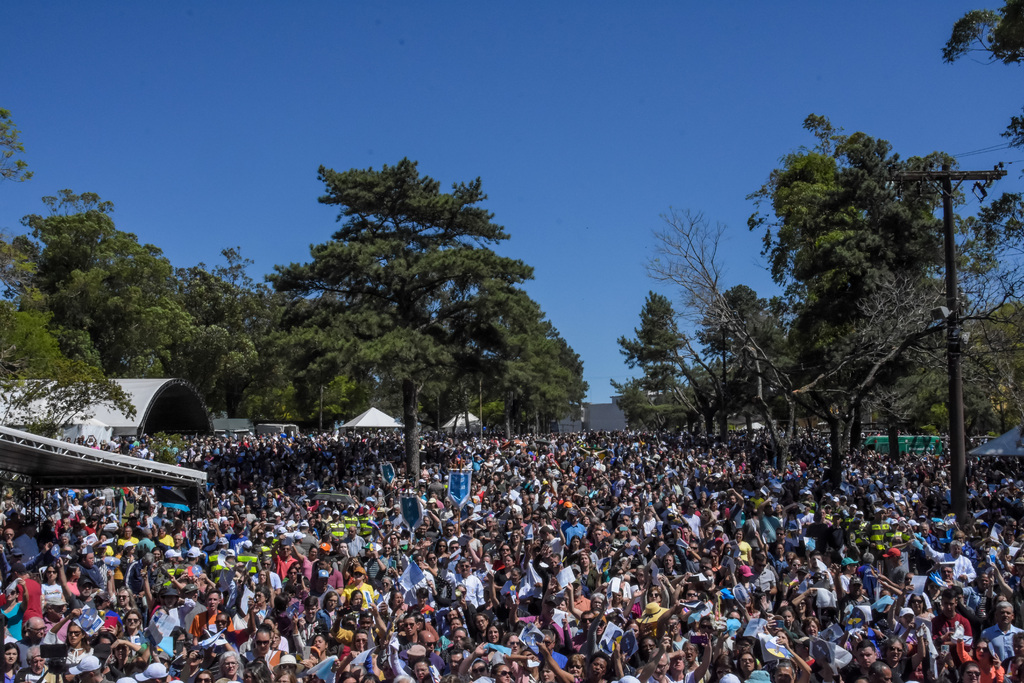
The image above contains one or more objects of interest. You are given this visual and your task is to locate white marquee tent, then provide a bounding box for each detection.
[342,407,403,429]
[971,426,1024,457]
[442,412,480,432]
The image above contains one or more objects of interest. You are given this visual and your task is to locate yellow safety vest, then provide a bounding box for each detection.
[869,523,890,550]
[237,554,259,573]
[357,515,372,537]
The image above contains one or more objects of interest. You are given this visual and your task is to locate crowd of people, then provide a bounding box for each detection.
[2,428,1024,683]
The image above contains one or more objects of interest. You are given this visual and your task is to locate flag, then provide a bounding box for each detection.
[758,632,794,661]
[518,562,543,600]
[399,559,426,594]
[448,470,473,509]
[598,623,623,655]
[400,496,424,530]
[519,625,545,654]
[380,463,396,485]
[303,655,338,683]
[351,648,375,669]
[810,638,853,673]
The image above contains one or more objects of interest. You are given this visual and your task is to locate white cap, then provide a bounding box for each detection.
[70,656,103,675]
[135,662,169,681]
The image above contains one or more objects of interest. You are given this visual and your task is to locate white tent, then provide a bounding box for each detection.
[971,426,1024,457]
[62,417,113,443]
[442,412,480,432]
[342,407,403,429]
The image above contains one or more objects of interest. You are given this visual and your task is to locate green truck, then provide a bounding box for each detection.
[863,435,944,455]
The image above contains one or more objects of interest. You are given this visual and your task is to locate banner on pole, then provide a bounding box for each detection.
[400,495,424,530]
[447,470,472,509]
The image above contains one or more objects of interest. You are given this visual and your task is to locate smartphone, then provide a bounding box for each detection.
[690,635,708,646]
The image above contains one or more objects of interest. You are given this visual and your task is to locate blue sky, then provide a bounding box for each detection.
[3,3,1022,403]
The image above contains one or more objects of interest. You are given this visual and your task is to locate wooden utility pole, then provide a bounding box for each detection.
[893,164,1006,523]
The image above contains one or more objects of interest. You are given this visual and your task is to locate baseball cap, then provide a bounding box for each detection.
[135,663,169,681]
[70,656,102,675]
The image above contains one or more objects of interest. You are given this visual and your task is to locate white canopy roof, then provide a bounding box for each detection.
[971,426,1024,457]
[342,407,403,429]
[442,412,480,430]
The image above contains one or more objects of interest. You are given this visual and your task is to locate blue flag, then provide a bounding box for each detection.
[400,496,424,530]
[447,470,472,509]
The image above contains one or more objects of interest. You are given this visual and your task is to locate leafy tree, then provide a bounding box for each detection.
[166,248,282,416]
[614,292,690,429]
[649,119,978,475]
[272,159,533,477]
[147,432,189,465]
[944,0,1024,64]
[21,190,191,377]
[746,117,953,467]
[0,359,134,439]
[0,233,35,299]
[0,108,32,183]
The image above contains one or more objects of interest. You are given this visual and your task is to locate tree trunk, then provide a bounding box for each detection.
[403,379,421,480]
[703,411,715,436]
[745,413,753,432]
[850,407,862,451]
[829,418,842,486]
[718,410,729,442]
[887,421,901,462]
[505,392,512,438]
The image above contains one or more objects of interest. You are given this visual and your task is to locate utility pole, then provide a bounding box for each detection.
[893,163,1005,523]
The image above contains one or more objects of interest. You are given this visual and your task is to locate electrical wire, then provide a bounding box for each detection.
[954,143,1013,158]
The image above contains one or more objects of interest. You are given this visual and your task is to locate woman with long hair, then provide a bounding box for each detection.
[956,638,1005,683]
[2,643,19,683]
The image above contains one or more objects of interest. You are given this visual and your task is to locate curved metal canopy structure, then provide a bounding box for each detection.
[89,379,213,436]
[0,425,207,488]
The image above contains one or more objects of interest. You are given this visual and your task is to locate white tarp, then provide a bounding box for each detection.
[62,418,113,444]
[342,407,403,429]
[971,426,1024,457]
[442,412,480,431]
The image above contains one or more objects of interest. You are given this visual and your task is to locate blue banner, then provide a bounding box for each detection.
[380,462,396,485]
[400,495,423,530]
[447,470,472,509]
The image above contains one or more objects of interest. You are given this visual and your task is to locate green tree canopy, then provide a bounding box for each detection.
[21,190,190,377]
[0,108,32,183]
[272,159,534,477]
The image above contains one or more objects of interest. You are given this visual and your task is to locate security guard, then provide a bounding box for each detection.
[209,548,238,583]
[328,509,346,538]
[843,509,867,551]
[237,541,260,574]
[342,506,359,535]
[869,510,891,552]
[356,507,373,538]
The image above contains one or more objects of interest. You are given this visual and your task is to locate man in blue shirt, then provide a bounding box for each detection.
[561,509,587,546]
[981,601,1022,662]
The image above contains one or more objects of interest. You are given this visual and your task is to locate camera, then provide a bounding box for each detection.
[40,644,68,674]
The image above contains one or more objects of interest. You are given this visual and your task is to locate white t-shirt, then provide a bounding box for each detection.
[40,582,63,604]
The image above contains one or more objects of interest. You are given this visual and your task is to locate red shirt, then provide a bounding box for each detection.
[18,577,43,622]
[931,611,973,641]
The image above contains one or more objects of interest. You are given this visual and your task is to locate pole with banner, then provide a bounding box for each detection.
[380,462,396,486]
[400,495,424,542]
[447,469,472,537]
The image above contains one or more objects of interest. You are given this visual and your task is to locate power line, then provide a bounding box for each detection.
[954,143,1013,158]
